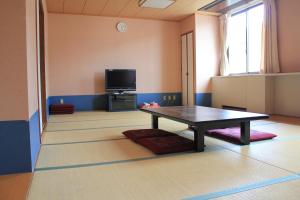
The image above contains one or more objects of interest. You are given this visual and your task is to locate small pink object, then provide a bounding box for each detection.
[140,102,160,109]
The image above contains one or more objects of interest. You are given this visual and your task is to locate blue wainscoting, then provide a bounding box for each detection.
[29,111,41,171]
[49,95,107,111]
[49,93,182,111]
[46,97,50,119]
[0,120,31,174]
[0,111,41,175]
[137,93,182,107]
[195,93,212,107]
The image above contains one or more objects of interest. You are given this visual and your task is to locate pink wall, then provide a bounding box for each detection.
[179,13,220,94]
[26,0,39,118]
[180,15,195,34]
[0,0,42,121]
[0,0,29,121]
[277,0,300,73]
[48,14,182,96]
[195,14,220,93]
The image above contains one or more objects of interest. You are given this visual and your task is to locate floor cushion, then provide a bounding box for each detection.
[206,127,277,144]
[136,135,194,154]
[122,129,176,142]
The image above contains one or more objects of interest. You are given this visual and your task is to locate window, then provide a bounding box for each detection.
[227,4,264,74]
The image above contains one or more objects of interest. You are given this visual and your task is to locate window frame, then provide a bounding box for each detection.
[227,3,264,76]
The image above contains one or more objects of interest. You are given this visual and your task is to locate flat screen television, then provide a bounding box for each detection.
[105,69,136,92]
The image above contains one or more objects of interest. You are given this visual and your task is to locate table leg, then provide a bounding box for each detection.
[240,121,250,145]
[193,127,205,152]
[152,115,158,129]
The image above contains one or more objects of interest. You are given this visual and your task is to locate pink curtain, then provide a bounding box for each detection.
[261,0,280,73]
[219,14,230,76]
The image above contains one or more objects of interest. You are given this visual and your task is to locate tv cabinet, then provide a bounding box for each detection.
[107,93,137,112]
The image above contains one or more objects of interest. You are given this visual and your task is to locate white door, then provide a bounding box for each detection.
[181,34,188,106]
[181,32,194,106]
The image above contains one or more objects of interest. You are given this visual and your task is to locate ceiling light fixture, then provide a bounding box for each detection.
[139,0,176,9]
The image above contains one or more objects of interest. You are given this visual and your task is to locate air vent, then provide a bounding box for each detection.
[139,0,176,9]
[198,0,258,13]
[199,0,226,11]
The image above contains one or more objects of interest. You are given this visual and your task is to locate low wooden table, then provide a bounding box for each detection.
[140,106,269,152]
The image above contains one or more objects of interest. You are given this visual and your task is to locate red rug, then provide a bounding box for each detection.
[123,129,194,154]
[206,127,277,144]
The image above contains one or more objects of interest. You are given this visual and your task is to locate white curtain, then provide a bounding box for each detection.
[219,14,230,76]
[261,0,280,73]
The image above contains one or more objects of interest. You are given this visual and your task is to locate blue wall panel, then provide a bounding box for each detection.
[46,97,50,119]
[137,93,182,107]
[0,120,31,175]
[0,110,41,175]
[49,93,182,111]
[195,93,212,107]
[29,111,41,171]
[49,93,211,111]
[49,95,107,111]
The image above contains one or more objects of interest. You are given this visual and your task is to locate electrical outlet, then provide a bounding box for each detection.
[168,96,172,101]
[173,95,176,101]
[60,99,64,104]
[163,96,167,101]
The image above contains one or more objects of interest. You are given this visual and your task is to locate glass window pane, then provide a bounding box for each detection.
[228,12,247,74]
[248,5,264,72]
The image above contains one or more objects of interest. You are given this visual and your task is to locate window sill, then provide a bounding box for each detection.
[213,72,300,79]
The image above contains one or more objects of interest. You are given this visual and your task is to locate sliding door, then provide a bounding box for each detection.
[37,0,47,132]
[181,32,194,106]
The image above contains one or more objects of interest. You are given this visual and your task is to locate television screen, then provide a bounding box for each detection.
[105,69,136,91]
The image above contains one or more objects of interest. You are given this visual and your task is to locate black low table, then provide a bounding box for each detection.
[140,106,269,152]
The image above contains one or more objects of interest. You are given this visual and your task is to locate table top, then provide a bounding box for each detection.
[140,106,269,125]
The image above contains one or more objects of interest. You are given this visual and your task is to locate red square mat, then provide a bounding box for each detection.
[206,127,277,144]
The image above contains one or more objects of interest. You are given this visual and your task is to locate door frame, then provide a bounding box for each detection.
[181,31,195,106]
[36,0,47,133]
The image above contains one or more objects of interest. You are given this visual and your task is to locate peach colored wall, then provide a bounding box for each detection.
[277,0,300,73]
[26,0,39,118]
[180,15,195,34]
[195,14,220,93]
[0,0,29,121]
[48,14,181,96]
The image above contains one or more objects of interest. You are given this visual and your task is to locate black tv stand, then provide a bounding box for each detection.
[107,93,137,112]
[112,91,125,95]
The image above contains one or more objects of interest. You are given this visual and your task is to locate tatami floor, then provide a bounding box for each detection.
[25,111,300,199]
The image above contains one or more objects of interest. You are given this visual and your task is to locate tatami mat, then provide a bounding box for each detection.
[222,140,300,173]
[252,122,300,137]
[36,139,154,169]
[43,120,188,144]
[29,148,291,200]
[45,116,188,132]
[48,111,149,123]
[28,111,300,199]
[216,178,300,200]
[42,126,146,144]
[43,126,188,145]
[45,118,151,132]
[200,123,300,173]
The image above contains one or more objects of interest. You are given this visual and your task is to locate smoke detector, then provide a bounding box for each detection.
[139,0,176,9]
